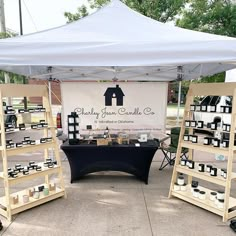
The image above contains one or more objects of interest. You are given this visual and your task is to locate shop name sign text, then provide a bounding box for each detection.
[74,107,155,119]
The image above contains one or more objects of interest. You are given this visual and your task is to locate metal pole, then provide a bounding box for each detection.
[0,0,11,105]
[0,0,6,33]
[176,81,182,125]
[19,0,27,109]
[48,81,52,105]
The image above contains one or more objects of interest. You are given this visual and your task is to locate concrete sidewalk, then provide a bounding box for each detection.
[0,146,235,236]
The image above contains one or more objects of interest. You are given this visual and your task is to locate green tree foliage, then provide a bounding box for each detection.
[0,31,26,84]
[64,0,188,23]
[176,0,236,83]
[177,0,236,37]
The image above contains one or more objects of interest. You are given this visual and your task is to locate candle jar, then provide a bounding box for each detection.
[33,191,40,199]
[198,164,205,172]
[68,125,75,132]
[222,140,229,148]
[43,188,49,196]
[222,124,227,131]
[180,160,186,166]
[200,105,207,112]
[206,164,212,173]
[199,191,206,200]
[177,176,185,186]
[183,135,189,141]
[213,139,220,147]
[220,169,226,177]
[180,184,187,191]
[193,189,200,198]
[191,135,198,143]
[210,105,216,112]
[23,195,29,203]
[174,183,180,191]
[225,106,232,113]
[195,105,201,111]
[226,124,231,132]
[217,191,225,200]
[204,137,212,145]
[188,161,195,169]
[220,106,225,113]
[210,167,217,176]
[185,120,190,127]
[218,199,224,209]
[210,192,217,201]
[68,133,74,140]
[210,123,217,130]
[68,115,75,124]
[188,135,193,142]
[190,121,197,127]
[197,121,204,128]
[190,104,195,111]
[224,171,227,179]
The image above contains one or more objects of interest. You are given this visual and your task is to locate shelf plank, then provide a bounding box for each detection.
[1,126,56,134]
[184,126,231,134]
[171,185,236,217]
[6,141,56,156]
[7,165,60,186]
[0,187,65,215]
[181,141,230,155]
[176,165,227,186]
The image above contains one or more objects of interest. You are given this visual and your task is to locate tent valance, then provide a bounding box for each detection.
[0,0,236,81]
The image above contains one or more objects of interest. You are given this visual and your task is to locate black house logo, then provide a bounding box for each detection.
[104,85,125,106]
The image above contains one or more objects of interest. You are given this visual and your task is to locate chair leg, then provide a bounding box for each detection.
[159,150,175,170]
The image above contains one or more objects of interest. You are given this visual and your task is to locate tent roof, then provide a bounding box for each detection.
[0,0,236,81]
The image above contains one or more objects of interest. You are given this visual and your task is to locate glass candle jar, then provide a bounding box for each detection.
[225,106,232,113]
[191,121,197,127]
[188,161,195,169]
[197,121,204,128]
[190,104,195,111]
[180,160,186,166]
[199,191,206,200]
[198,163,205,172]
[200,105,207,112]
[220,106,225,113]
[185,120,190,127]
[210,123,217,130]
[210,192,217,201]
[193,189,200,198]
[183,135,189,141]
[210,167,217,176]
[217,191,225,200]
[192,135,198,143]
[222,140,229,148]
[195,105,201,111]
[213,139,220,147]
[210,105,216,112]
[204,137,211,145]
[177,176,185,186]
[206,164,212,173]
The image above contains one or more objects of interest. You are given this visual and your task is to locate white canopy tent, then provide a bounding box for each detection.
[0,0,236,81]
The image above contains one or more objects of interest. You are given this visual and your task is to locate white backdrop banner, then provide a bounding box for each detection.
[61,82,167,133]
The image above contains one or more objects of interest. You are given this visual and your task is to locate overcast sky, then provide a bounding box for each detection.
[4,0,88,34]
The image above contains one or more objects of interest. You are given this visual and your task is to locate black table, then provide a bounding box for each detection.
[61,139,159,184]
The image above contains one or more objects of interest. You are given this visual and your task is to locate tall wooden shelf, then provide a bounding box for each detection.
[0,84,66,221]
[169,82,236,222]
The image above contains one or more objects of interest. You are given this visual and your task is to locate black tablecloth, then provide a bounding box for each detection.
[61,139,159,184]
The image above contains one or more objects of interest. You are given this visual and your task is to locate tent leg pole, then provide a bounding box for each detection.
[176,81,182,126]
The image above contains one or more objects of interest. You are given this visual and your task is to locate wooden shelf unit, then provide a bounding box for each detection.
[0,84,66,221]
[169,82,236,222]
